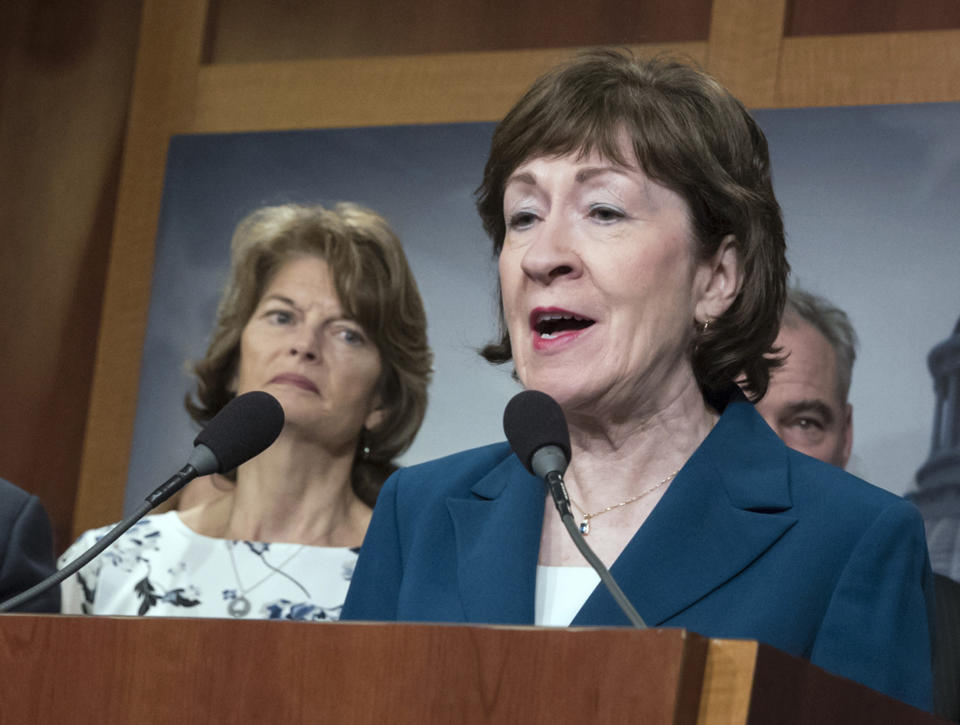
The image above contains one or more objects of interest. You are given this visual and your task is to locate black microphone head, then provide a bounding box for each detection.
[503,389,571,477]
[194,391,285,473]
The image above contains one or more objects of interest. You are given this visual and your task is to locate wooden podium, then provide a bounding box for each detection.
[0,616,944,724]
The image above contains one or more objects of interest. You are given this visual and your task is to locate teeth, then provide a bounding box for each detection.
[537,312,586,322]
[534,310,595,340]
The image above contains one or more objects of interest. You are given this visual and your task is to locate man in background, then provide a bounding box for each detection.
[754,287,854,470]
[757,287,957,721]
[0,477,60,612]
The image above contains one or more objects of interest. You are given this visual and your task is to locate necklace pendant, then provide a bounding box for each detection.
[228,595,251,618]
[580,519,590,535]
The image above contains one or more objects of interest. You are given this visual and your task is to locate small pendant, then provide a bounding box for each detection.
[580,518,590,535]
[228,595,251,618]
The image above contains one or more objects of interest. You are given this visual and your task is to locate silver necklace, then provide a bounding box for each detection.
[569,469,679,535]
[225,542,307,618]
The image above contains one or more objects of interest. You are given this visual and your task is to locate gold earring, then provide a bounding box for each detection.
[701,318,712,333]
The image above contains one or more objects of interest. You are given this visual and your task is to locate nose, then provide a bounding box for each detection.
[518,214,582,285]
[288,326,320,361]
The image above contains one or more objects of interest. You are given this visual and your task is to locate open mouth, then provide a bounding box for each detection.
[533,310,596,339]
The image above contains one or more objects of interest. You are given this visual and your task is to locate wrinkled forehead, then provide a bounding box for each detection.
[776,317,844,402]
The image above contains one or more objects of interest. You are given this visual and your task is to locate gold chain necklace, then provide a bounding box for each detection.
[569,469,680,535]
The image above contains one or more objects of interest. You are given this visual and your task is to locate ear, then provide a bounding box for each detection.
[694,234,742,323]
[840,402,853,469]
[363,396,388,433]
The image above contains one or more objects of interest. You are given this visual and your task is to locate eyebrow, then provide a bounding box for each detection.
[504,165,631,190]
[262,294,296,307]
[780,400,836,425]
[505,171,537,188]
[261,294,355,324]
[575,166,631,183]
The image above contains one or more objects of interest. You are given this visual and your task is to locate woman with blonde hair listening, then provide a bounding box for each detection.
[61,202,432,620]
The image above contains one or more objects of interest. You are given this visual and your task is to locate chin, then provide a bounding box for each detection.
[270,401,320,430]
[518,374,592,413]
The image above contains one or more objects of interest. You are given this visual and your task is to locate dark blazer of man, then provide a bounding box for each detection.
[343,392,933,712]
[933,573,960,722]
[0,477,60,612]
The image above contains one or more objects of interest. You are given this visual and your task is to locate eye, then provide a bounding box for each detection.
[588,204,626,223]
[792,417,823,431]
[507,210,539,231]
[335,326,366,346]
[264,309,294,324]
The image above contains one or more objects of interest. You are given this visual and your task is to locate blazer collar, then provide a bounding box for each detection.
[574,388,798,626]
[445,389,798,627]
[446,449,545,624]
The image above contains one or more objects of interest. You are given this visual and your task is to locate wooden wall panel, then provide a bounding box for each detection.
[72,0,210,537]
[786,0,960,37]
[706,0,787,107]
[206,0,713,62]
[0,0,141,551]
[777,31,960,107]
[192,43,707,133]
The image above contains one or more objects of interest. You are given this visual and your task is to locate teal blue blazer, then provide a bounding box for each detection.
[342,392,934,710]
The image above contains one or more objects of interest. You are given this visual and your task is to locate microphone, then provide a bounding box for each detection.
[0,391,285,613]
[146,390,285,507]
[503,389,646,629]
[503,389,573,520]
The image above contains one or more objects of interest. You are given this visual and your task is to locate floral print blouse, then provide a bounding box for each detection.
[58,511,357,621]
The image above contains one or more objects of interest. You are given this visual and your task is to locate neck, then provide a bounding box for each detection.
[193,430,371,547]
[563,374,717,509]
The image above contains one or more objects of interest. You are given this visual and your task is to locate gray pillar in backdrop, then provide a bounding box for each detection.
[908,316,960,579]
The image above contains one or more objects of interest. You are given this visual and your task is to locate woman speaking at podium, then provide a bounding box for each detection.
[60,202,432,621]
[342,50,933,710]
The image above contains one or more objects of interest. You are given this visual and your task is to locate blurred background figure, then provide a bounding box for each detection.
[59,202,432,620]
[753,287,855,469]
[0,477,60,613]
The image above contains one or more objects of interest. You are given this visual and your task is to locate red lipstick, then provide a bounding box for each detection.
[529,307,596,352]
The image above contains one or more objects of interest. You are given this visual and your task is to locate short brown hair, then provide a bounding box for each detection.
[186,202,433,505]
[476,49,787,400]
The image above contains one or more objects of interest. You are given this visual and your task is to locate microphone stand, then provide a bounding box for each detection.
[0,463,200,613]
[0,391,284,614]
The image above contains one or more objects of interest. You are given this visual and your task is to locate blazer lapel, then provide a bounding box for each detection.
[574,393,798,627]
[446,453,544,624]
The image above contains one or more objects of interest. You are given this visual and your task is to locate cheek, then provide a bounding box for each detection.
[825,431,846,456]
[498,252,525,322]
[605,237,687,290]
[231,332,255,385]
[498,250,515,292]
[344,353,384,401]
